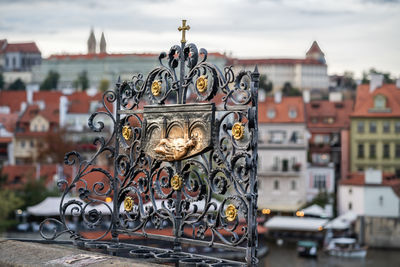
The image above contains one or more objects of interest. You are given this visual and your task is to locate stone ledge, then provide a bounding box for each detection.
[0,239,162,267]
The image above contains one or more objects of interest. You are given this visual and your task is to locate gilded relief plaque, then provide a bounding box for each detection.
[141,103,215,161]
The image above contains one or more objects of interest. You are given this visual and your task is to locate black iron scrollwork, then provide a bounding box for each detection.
[41,21,259,266]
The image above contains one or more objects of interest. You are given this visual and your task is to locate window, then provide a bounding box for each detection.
[396,169,400,178]
[311,117,318,123]
[349,188,352,194]
[273,156,279,171]
[383,143,390,158]
[291,180,296,190]
[374,95,386,109]
[33,125,37,132]
[274,180,279,190]
[369,144,376,159]
[358,143,364,158]
[41,125,45,131]
[348,202,352,210]
[383,121,390,133]
[396,144,400,158]
[314,135,323,144]
[313,175,326,190]
[369,122,377,133]
[323,117,335,124]
[357,122,364,133]
[21,140,25,148]
[289,131,299,143]
[30,140,34,148]
[288,109,297,119]
[269,131,285,144]
[396,122,400,133]
[312,153,330,164]
[267,109,276,119]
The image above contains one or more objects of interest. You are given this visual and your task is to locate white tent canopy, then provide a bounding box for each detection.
[265,216,328,232]
[27,196,221,217]
[27,196,116,216]
[324,212,357,230]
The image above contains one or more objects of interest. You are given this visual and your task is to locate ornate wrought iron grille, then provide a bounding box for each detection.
[40,20,259,266]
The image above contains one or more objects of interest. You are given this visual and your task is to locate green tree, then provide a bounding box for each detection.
[98,79,110,92]
[342,71,357,90]
[74,71,89,90]
[8,78,26,90]
[362,68,394,84]
[282,82,301,96]
[0,72,4,90]
[40,71,60,90]
[259,74,273,94]
[0,190,24,228]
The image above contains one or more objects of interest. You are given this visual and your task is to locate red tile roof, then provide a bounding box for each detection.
[47,53,158,60]
[0,113,18,132]
[1,164,73,189]
[228,58,324,66]
[66,91,113,114]
[340,172,400,198]
[47,52,227,61]
[0,91,27,113]
[259,96,305,123]
[19,104,59,124]
[306,41,324,56]
[351,84,400,118]
[306,100,354,130]
[4,42,41,54]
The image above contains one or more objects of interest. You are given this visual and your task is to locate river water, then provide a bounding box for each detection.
[260,242,400,267]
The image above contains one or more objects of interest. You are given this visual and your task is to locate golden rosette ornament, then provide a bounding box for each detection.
[124,196,134,212]
[225,204,238,222]
[232,122,244,140]
[171,174,183,191]
[196,76,208,93]
[151,80,162,96]
[122,125,133,141]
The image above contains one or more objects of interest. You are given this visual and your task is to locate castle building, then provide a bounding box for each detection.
[229,41,329,93]
[32,29,227,90]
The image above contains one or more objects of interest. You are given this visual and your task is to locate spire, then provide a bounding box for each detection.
[100,32,107,54]
[306,41,325,64]
[87,28,96,54]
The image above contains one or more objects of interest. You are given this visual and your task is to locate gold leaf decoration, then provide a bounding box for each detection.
[232,122,244,140]
[151,80,162,96]
[171,174,183,191]
[225,204,237,222]
[196,76,208,93]
[122,125,133,141]
[124,196,134,212]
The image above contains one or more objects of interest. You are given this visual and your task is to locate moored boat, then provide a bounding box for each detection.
[325,237,367,258]
[297,240,318,257]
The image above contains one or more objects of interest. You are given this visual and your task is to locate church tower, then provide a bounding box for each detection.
[87,28,96,54]
[100,32,107,54]
[306,41,326,64]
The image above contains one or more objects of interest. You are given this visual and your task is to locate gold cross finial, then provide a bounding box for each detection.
[178,20,190,43]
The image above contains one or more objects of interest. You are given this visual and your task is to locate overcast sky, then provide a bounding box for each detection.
[1,0,399,78]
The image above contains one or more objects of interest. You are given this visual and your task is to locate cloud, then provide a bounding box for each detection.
[0,0,399,77]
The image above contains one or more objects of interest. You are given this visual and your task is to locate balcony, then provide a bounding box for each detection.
[260,161,302,177]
